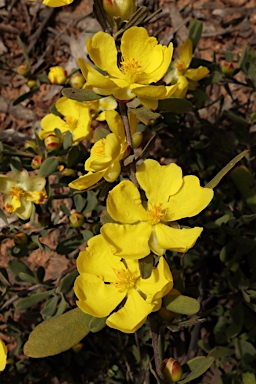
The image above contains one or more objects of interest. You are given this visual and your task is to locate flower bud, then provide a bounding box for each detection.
[62,168,76,177]
[16,63,29,76]
[161,358,183,383]
[69,212,84,228]
[69,73,85,89]
[132,132,143,148]
[27,79,38,89]
[44,134,62,151]
[103,0,136,26]
[221,61,234,77]
[48,66,67,85]
[31,155,44,169]
[24,140,37,152]
[13,232,28,246]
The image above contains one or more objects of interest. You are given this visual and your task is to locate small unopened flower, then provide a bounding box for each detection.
[0,169,47,220]
[16,64,29,76]
[221,61,234,77]
[69,73,85,89]
[13,232,29,246]
[31,155,44,169]
[103,0,136,27]
[48,66,67,84]
[27,79,38,89]
[0,339,7,371]
[69,212,84,228]
[44,134,62,151]
[161,358,183,382]
[24,140,37,152]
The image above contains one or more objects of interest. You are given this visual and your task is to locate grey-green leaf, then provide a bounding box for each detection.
[16,290,53,311]
[24,307,92,357]
[163,294,200,315]
[38,157,59,177]
[62,88,103,101]
[178,356,215,383]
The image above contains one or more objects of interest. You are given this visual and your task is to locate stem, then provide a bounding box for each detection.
[119,101,139,187]
[149,314,166,381]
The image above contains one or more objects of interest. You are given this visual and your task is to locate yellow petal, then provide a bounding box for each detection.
[179,38,192,70]
[107,180,148,223]
[101,223,152,259]
[136,159,183,206]
[132,84,177,101]
[106,289,154,333]
[39,114,67,139]
[43,0,74,6]
[0,339,7,371]
[136,257,173,303]
[105,110,125,141]
[77,235,122,281]
[15,199,33,220]
[86,32,123,79]
[185,66,210,81]
[75,274,125,318]
[173,75,189,98]
[0,176,15,194]
[78,58,117,92]
[69,171,105,190]
[104,161,121,182]
[155,223,203,253]
[165,175,214,221]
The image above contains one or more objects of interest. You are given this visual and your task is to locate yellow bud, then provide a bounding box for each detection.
[132,132,143,148]
[62,168,76,177]
[16,63,29,76]
[44,134,62,151]
[69,73,85,89]
[221,61,234,77]
[31,155,44,169]
[27,79,38,88]
[48,66,67,85]
[103,0,136,26]
[24,140,37,152]
[161,358,183,383]
[69,212,84,228]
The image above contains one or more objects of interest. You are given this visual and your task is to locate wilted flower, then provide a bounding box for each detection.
[101,159,214,258]
[0,169,47,220]
[78,26,177,109]
[74,235,173,333]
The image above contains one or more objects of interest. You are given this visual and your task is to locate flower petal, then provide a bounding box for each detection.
[173,75,189,98]
[0,176,14,194]
[137,257,173,303]
[131,84,177,100]
[77,235,122,281]
[179,38,192,70]
[105,110,125,142]
[39,114,67,139]
[107,180,148,223]
[69,171,105,190]
[86,32,123,79]
[43,0,74,6]
[0,339,7,371]
[15,199,33,220]
[101,223,152,259]
[136,159,183,205]
[106,289,154,333]
[75,273,125,318]
[155,223,203,253]
[185,66,209,81]
[166,175,214,221]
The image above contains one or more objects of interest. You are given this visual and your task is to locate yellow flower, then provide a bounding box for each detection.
[165,38,209,98]
[69,110,137,190]
[84,96,118,121]
[74,235,173,333]
[103,0,136,27]
[0,169,47,220]
[43,0,74,7]
[0,339,7,371]
[78,26,177,110]
[38,97,92,142]
[101,159,214,259]
[48,66,67,84]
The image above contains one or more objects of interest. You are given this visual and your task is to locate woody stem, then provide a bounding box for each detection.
[119,101,139,187]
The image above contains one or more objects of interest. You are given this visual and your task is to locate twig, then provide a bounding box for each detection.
[149,314,166,381]
[119,102,139,187]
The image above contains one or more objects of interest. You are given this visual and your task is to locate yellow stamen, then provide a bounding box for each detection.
[112,268,137,293]
[120,57,142,79]
[64,116,78,131]
[175,60,185,73]
[5,203,15,213]
[147,203,164,225]
[10,186,24,199]
[24,191,47,204]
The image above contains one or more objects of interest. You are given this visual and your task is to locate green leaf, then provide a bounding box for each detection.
[38,157,59,177]
[163,293,200,315]
[18,272,38,284]
[189,19,203,51]
[62,88,103,101]
[63,131,73,149]
[41,295,59,320]
[130,107,161,125]
[84,190,99,213]
[93,127,109,142]
[224,110,250,127]
[208,346,234,359]
[74,194,86,212]
[89,316,107,333]
[12,88,39,106]
[242,372,256,384]
[138,254,153,279]
[9,260,34,280]
[229,166,256,213]
[59,269,78,294]
[24,307,92,357]
[205,150,249,189]
[225,51,233,63]
[16,290,53,311]
[159,98,193,113]
[56,234,84,255]
[178,356,215,383]
[0,208,8,225]
[17,36,30,68]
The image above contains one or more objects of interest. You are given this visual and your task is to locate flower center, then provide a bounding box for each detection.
[120,57,142,79]
[147,203,164,225]
[93,139,106,157]
[64,116,78,131]
[10,186,24,199]
[25,191,47,204]
[175,60,186,74]
[112,268,137,293]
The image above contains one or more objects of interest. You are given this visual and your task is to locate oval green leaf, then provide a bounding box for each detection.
[16,290,53,311]
[24,307,92,357]
[38,157,59,177]
[62,88,103,101]
[230,165,256,213]
[178,356,215,383]
[163,294,200,315]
